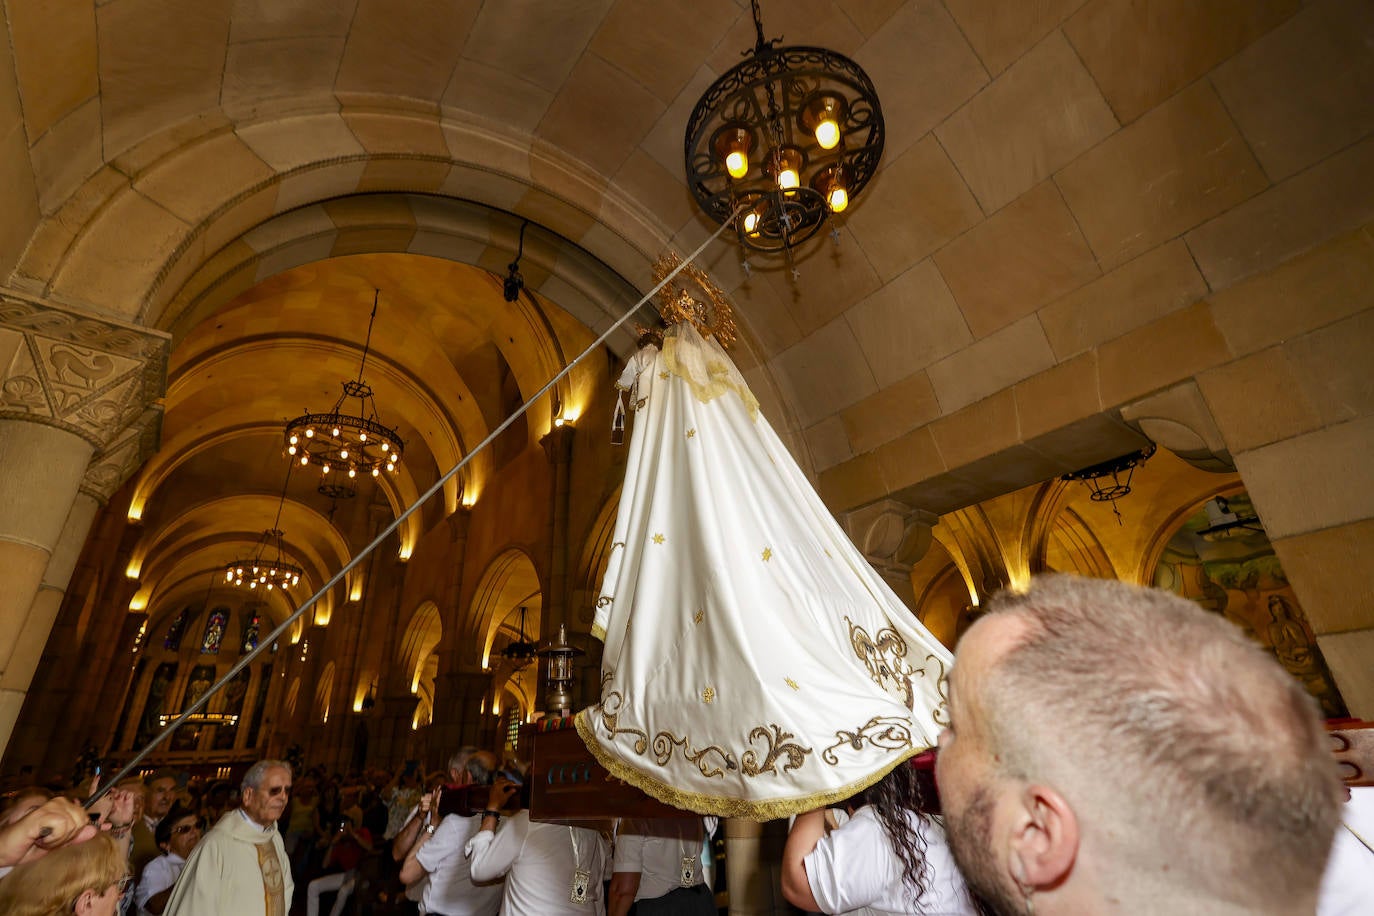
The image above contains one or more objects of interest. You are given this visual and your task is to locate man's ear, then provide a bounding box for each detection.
[73,889,98,915]
[1006,784,1078,892]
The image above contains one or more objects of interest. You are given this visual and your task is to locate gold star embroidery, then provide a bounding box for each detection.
[659,371,670,380]
[652,533,665,545]
[761,547,772,562]
[693,608,704,624]
[785,677,799,691]
[823,549,832,558]
[686,428,696,438]
[701,687,716,704]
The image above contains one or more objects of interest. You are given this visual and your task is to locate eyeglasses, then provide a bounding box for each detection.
[255,784,292,797]
[171,823,201,836]
[113,875,133,895]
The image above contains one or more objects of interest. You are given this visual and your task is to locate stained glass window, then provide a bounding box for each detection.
[163,608,191,651]
[200,607,228,654]
[240,612,261,653]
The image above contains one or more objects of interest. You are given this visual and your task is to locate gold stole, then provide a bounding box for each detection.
[255,841,287,916]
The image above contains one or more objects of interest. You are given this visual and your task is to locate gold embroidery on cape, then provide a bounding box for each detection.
[846,617,916,710]
[599,691,650,754]
[785,677,799,691]
[919,653,952,727]
[611,541,626,552]
[701,686,716,704]
[821,716,915,765]
[693,608,704,624]
[761,547,772,562]
[596,595,613,608]
[256,841,287,916]
[741,725,811,776]
[653,731,737,777]
[652,533,665,544]
[652,252,739,348]
[659,371,670,380]
[686,428,696,438]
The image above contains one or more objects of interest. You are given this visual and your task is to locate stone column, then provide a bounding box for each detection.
[0,290,167,759]
[842,500,939,613]
[540,425,575,634]
[724,818,788,915]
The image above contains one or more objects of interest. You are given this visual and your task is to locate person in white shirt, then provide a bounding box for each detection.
[783,762,976,915]
[467,778,610,916]
[397,750,502,916]
[1317,784,1374,916]
[609,818,714,916]
[135,804,200,915]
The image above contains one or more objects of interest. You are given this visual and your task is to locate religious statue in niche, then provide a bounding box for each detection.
[213,668,253,751]
[135,662,176,747]
[1154,493,1346,718]
[200,607,228,654]
[172,664,217,751]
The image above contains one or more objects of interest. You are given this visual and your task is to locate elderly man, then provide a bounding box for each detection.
[936,575,1343,916]
[130,770,179,877]
[165,760,294,916]
[395,746,503,916]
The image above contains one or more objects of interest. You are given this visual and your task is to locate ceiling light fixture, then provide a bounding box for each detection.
[499,605,537,668]
[1060,444,1156,525]
[225,466,303,591]
[504,220,528,303]
[284,289,404,498]
[684,0,885,253]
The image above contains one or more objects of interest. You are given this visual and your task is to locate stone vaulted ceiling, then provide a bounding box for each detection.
[1,1,1372,632]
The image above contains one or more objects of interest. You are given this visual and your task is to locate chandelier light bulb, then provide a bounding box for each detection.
[249,581,257,589]
[237,567,244,576]
[743,211,760,234]
[300,455,309,465]
[339,449,348,459]
[332,427,341,437]
[322,465,330,474]
[387,463,396,473]
[252,565,259,575]
[359,432,367,441]
[289,435,298,445]
[372,468,380,477]
[267,583,274,590]
[348,469,356,478]
[828,186,849,212]
[380,442,389,452]
[814,119,840,149]
[288,446,297,455]
[725,150,748,178]
[305,428,314,438]
[225,570,232,582]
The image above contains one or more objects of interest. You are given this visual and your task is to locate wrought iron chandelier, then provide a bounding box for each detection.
[225,466,303,591]
[499,606,537,667]
[284,289,404,498]
[684,0,885,253]
[1061,444,1156,525]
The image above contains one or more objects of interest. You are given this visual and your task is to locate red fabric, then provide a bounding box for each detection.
[331,826,371,872]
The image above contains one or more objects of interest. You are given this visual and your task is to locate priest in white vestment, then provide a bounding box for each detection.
[165,760,294,916]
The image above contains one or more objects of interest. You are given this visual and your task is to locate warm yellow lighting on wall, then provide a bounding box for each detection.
[314,607,330,626]
[128,594,147,611]
[398,544,412,561]
[125,559,141,579]
[126,501,144,522]
[353,697,364,713]
[349,578,363,602]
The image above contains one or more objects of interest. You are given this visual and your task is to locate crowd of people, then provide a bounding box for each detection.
[0,575,1370,915]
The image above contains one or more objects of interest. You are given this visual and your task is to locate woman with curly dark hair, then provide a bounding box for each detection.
[782,760,975,914]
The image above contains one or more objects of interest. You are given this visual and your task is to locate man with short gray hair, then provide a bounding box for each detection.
[165,759,294,916]
[937,575,1342,916]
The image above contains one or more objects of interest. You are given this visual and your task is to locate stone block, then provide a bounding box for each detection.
[818,450,889,512]
[1013,351,1101,442]
[927,315,1056,415]
[1096,302,1232,407]
[0,127,41,283]
[856,0,989,160]
[590,0,735,104]
[1206,225,1374,358]
[1272,519,1374,635]
[1038,240,1207,360]
[770,318,877,428]
[1063,0,1299,124]
[1234,414,1374,540]
[342,110,450,160]
[928,389,1020,470]
[1284,308,1374,428]
[1185,135,1374,293]
[536,54,663,177]
[1211,0,1374,182]
[28,101,103,217]
[876,426,948,494]
[611,150,696,239]
[936,31,1117,213]
[335,0,476,100]
[464,0,611,94]
[1055,80,1268,270]
[943,0,1086,75]
[1317,628,1374,718]
[845,136,984,283]
[935,181,1099,340]
[841,371,943,456]
[222,37,344,121]
[356,158,452,195]
[95,0,232,159]
[1196,347,1324,453]
[845,260,971,388]
[237,114,366,173]
[804,415,853,472]
[755,229,883,337]
[133,131,275,225]
[7,0,99,140]
[441,58,554,134]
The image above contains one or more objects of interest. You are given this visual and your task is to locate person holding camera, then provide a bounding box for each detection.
[306,813,374,916]
[397,747,503,916]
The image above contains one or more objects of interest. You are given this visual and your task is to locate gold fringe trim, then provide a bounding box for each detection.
[661,334,759,420]
[573,708,927,822]
[591,622,606,642]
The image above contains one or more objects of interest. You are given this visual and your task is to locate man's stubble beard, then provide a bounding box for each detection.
[945,784,1025,916]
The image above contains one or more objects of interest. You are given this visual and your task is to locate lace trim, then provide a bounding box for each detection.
[661,329,759,419]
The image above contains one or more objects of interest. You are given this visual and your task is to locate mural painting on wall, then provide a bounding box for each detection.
[246,664,273,747]
[240,608,262,653]
[172,664,217,751]
[212,668,253,750]
[163,607,194,651]
[1154,493,1347,718]
[135,662,177,748]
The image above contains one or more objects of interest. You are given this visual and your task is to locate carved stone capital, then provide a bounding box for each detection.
[0,289,170,451]
[842,499,939,572]
[79,406,164,505]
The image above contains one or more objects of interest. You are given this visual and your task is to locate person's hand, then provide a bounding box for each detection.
[101,789,137,832]
[0,797,98,866]
[488,777,518,811]
[418,792,433,817]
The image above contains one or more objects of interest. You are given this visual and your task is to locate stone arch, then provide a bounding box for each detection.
[572,486,620,627]
[315,661,336,725]
[284,677,301,721]
[466,548,543,668]
[397,601,443,696]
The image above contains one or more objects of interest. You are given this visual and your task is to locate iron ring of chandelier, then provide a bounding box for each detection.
[684,1,885,252]
[225,528,303,591]
[284,401,403,480]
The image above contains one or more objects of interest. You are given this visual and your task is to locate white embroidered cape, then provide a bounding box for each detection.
[575,323,951,820]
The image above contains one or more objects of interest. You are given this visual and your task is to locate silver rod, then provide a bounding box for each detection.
[88,217,740,805]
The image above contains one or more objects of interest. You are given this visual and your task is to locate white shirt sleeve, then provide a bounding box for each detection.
[467,812,527,883]
[613,831,645,875]
[804,809,897,914]
[415,814,467,876]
